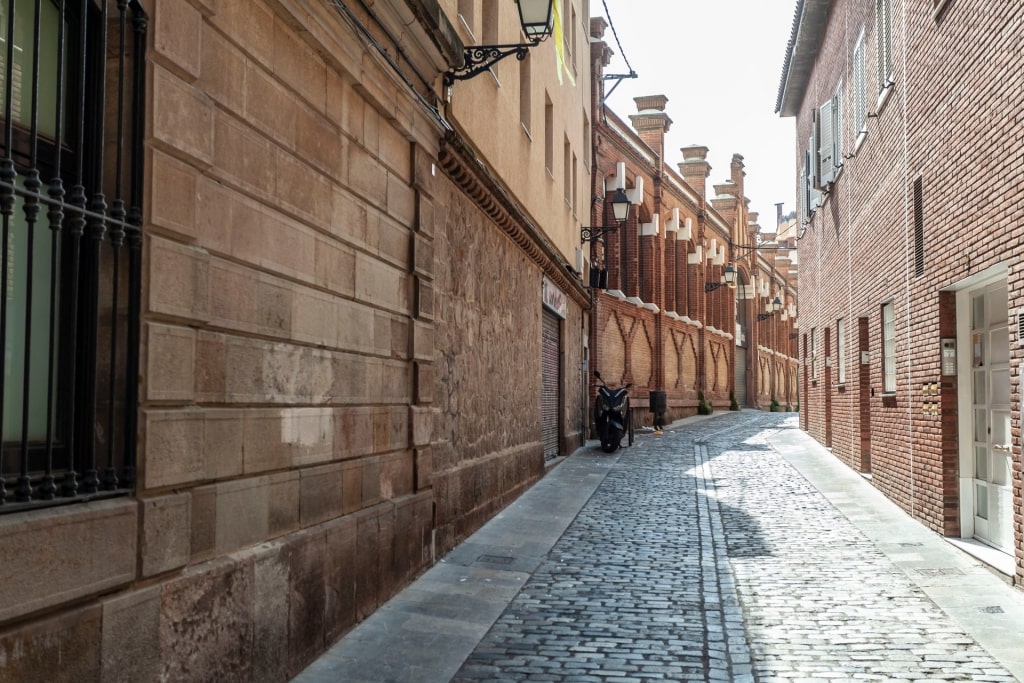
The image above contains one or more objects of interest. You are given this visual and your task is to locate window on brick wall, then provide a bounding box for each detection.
[837,318,846,384]
[1,0,147,510]
[876,0,894,93]
[816,88,842,188]
[853,30,867,140]
[811,327,818,380]
[882,301,896,393]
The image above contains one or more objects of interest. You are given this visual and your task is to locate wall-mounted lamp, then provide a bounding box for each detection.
[757,295,783,321]
[444,0,554,87]
[704,263,738,292]
[581,188,631,243]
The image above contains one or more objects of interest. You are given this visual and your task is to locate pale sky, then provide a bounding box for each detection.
[595,0,798,230]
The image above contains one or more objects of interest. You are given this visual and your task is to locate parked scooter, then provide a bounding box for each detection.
[594,371,633,453]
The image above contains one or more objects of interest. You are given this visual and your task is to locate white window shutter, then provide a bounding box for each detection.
[853,35,867,132]
[832,92,842,170]
[818,98,834,186]
[809,122,821,192]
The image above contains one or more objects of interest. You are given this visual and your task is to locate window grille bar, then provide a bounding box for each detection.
[41,0,70,501]
[0,0,18,505]
[121,3,146,489]
[15,0,47,503]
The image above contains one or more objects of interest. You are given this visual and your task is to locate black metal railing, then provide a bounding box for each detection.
[0,0,146,512]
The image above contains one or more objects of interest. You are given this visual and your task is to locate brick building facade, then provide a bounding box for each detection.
[589,19,799,423]
[0,0,593,679]
[778,0,1024,582]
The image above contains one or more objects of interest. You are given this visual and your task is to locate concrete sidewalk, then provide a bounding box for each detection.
[292,412,1024,682]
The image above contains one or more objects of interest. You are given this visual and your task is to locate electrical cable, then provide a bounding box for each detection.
[600,0,634,74]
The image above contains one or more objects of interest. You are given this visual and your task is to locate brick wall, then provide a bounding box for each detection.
[785,0,1024,580]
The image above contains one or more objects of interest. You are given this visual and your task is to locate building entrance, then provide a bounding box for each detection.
[964,282,1013,554]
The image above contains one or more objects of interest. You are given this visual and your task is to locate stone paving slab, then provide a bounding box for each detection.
[294,411,1024,683]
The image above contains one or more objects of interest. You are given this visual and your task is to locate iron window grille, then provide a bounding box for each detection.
[0,0,146,513]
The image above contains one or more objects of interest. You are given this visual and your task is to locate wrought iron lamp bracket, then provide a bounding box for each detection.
[581,225,620,244]
[444,42,537,87]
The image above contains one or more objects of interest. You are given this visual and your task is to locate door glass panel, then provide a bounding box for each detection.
[991,327,1009,365]
[972,371,986,404]
[987,286,1008,324]
[975,483,988,519]
[972,294,985,329]
[975,446,988,480]
[991,411,1010,450]
[974,410,987,442]
[991,369,1010,405]
[992,453,1010,486]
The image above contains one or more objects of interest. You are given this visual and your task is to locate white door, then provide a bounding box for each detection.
[969,284,1013,553]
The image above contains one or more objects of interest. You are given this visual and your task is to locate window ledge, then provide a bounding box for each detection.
[875,82,895,116]
[521,123,533,141]
[854,130,868,153]
[932,0,952,21]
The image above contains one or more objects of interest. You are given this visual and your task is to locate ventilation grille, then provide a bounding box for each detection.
[912,177,925,277]
[1017,312,1024,347]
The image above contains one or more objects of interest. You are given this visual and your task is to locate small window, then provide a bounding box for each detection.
[458,0,476,40]
[519,55,532,134]
[544,95,553,175]
[876,0,894,93]
[883,301,896,392]
[811,327,818,380]
[853,31,867,135]
[563,137,571,205]
[837,318,847,384]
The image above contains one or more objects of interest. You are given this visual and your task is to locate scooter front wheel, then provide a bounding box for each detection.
[600,438,619,453]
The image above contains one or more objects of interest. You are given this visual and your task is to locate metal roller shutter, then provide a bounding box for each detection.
[541,311,561,459]
[735,346,747,407]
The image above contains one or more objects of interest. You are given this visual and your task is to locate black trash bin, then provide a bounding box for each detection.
[649,390,667,430]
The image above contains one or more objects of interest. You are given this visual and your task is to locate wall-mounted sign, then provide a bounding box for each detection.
[542,276,567,319]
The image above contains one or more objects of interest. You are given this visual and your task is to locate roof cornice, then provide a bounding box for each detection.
[775,0,835,117]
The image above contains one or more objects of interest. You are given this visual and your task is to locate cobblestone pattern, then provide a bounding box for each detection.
[708,413,1017,683]
[452,412,1018,682]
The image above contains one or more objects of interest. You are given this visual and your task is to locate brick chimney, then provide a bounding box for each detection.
[679,145,711,200]
[629,95,671,162]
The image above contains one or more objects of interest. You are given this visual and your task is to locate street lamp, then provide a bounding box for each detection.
[758,295,783,321]
[704,262,738,293]
[580,188,631,243]
[444,0,555,86]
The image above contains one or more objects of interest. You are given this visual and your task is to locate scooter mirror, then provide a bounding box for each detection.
[594,371,602,379]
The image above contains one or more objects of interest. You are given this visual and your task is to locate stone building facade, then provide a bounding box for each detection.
[0,0,592,679]
[588,20,798,423]
[778,0,1024,582]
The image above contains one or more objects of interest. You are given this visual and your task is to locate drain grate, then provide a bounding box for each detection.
[916,567,964,576]
[477,555,514,565]
[899,542,924,547]
[980,606,1005,614]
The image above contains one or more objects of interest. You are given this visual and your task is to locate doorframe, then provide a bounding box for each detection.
[951,265,1008,544]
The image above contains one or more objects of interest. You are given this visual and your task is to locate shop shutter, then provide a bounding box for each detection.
[734,346,747,408]
[541,311,561,458]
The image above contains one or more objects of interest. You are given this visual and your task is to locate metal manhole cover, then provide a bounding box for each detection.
[477,555,514,565]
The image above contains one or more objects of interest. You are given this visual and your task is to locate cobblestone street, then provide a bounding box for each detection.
[295,411,1024,683]
[451,412,1019,683]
